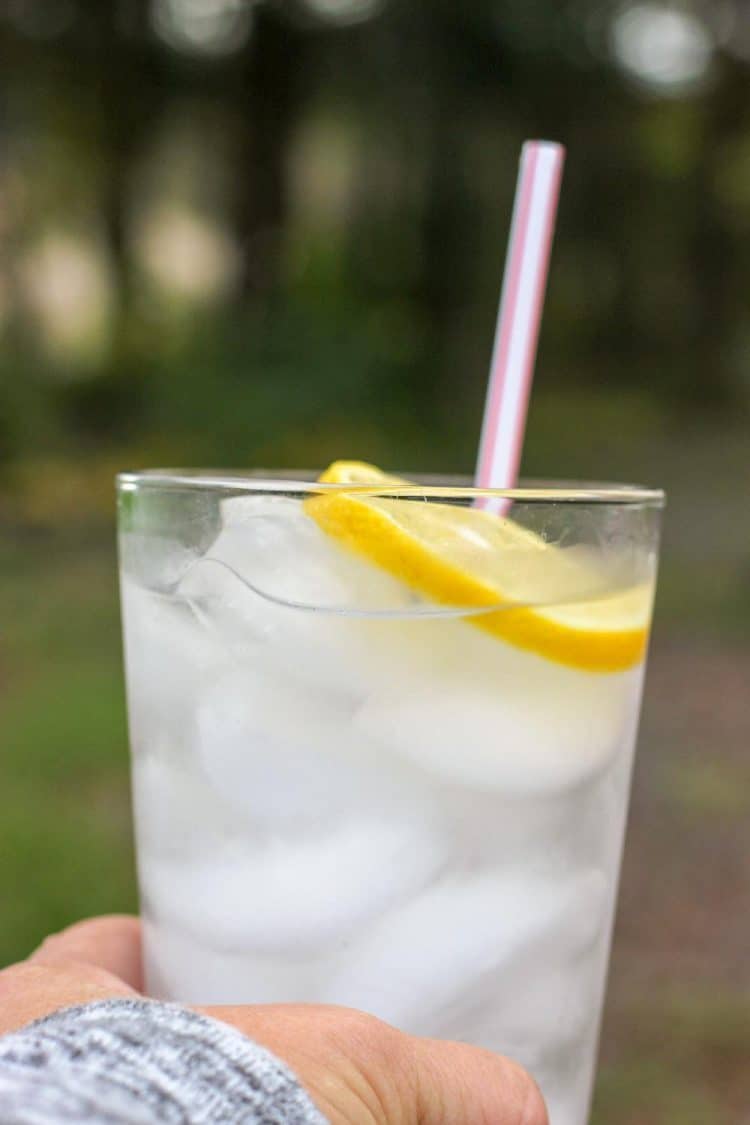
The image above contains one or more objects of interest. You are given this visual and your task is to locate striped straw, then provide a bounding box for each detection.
[475,141,565,494]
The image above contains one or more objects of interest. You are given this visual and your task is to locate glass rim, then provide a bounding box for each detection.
[117,468,664,505]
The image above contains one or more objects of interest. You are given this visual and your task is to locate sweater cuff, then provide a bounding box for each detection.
[0,997,329,1124]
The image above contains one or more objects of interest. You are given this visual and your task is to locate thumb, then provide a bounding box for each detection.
[411,1037,548,1125]
[199,1003,547,1125]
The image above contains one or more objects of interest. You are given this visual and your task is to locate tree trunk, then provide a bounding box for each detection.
[686,56,749,407]
[233,7,307,301]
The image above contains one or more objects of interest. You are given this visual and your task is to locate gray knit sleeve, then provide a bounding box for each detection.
[0,998,329,1124]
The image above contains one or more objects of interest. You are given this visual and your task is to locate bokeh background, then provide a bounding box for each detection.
[1,1,749,1121]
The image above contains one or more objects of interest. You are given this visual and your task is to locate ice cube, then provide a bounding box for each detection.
[323,868,608,1043]
[120,531,200,594]
[217,495,412,612]
[139,813,446,956]
[183,495,410,620]
[193,668,419,830]
[121,579,225,755]
[132,751,247,863]
[142,916,322,1005]
[177,497,427,701]
[355,633,639,794]
[177,546,365,702]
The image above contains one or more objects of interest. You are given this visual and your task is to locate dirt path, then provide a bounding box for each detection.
[594,633,750,1122]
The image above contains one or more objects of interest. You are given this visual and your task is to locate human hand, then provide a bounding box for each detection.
[0,916,547,1125]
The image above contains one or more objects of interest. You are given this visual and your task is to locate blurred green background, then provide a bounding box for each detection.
[1,1,748,1121]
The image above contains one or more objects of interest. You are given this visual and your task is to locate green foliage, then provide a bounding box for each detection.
[0,537,136,965]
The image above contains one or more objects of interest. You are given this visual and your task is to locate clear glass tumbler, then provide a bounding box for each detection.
[117,470,663,1125]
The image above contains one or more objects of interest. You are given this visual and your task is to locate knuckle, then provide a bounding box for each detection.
[296,1007,407,1124]
[33,915,138,959]
[329,1007,404,1059]
[340,1010,409,1072]
[322,1005,387,1037]
[33,919,88,954]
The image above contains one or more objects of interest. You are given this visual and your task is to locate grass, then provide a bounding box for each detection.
[0,532,137,965]
[592,990,750,1123]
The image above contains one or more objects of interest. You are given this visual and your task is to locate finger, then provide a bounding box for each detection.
[0,961,134,1035]
[412,1037,548,1125]
[30,915,143,991]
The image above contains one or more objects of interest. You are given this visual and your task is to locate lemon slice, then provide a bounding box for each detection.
[304,461,652,673]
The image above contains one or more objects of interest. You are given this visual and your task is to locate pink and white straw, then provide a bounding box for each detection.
[475,141,565,494]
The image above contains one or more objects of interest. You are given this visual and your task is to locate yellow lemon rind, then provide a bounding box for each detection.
[306,467,650,674]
